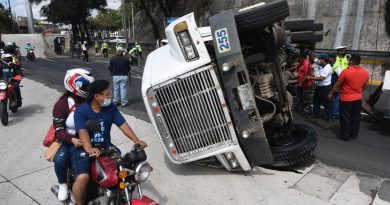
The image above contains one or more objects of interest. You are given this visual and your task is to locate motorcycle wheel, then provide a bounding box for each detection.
[31,54,35,61]
[0,100,9,126]
[9,95,18,113]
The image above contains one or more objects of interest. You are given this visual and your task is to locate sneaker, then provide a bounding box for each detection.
[113,101,120,106]
[121,103,129,107]
[58,183,68,201]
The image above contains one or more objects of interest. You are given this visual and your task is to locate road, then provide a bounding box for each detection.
[23,57,149,122]
[21,57,390,178]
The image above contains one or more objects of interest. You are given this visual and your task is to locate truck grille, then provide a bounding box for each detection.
[153,68,235,158]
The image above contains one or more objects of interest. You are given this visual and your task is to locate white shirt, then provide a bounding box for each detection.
[66,97,76,135]
[315,63,332,86]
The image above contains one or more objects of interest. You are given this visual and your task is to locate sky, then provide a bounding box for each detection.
[6,0,121,20]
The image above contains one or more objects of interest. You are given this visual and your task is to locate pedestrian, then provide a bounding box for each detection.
[108,49,131,107]
[101,41,109,58]
[296,50,314,114]
[328,54,369,140]
[128,44,139,66]
[334,46,349,71]
[82,41,89,62]
[328,53,342,119]
[94,42,100,57]
[135,42,142,59]
[302,53,332,120]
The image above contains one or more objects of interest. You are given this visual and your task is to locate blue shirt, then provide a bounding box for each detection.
[75,102,126,147]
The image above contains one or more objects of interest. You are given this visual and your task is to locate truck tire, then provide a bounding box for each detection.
[269,124,317,167]
[283,19,314,30]
[235,0,290,33]
[288,31,315,41]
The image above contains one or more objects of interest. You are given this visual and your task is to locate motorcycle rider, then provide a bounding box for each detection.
[1,53,23,107]
[71,79,147,205]
[25,42,34,59]
[3,42,16,55]
[52,68,94,201]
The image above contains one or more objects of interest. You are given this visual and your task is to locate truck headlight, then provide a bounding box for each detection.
[0,81,7,91]
[184,45,196,60]
[174,21,199,61]
[178,31,191,45]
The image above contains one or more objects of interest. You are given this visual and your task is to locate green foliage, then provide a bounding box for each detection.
[386,0,390,37]
[0,3,18,34]
[88,9,122,31]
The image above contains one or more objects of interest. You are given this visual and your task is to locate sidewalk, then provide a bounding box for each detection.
[0,78,389,205]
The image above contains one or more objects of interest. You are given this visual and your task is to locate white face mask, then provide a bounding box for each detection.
[100,98,111,107]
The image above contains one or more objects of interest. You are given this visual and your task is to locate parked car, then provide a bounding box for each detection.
[108,36,126,44]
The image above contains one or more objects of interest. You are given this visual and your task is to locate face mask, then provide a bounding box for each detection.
[100,98,111,107]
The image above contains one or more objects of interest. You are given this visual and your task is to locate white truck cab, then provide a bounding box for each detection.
[143,0,317,172]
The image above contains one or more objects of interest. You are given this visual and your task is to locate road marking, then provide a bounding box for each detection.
[131,73,142,79]
[42,58,56,62]
[21,67,29,72]
[70,65,94,71]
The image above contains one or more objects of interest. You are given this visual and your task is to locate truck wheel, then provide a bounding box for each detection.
[0,101,9,126]
[283,20,315,31]
[269,124,317,167]
[289,31,323,43]
[235,0,289,33]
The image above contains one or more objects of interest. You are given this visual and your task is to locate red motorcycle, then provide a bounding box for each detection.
[26,49,35,61]
[51,121,158,205]
[0,61,22,126]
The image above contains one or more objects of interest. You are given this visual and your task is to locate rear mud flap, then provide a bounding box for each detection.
[210,10,273,165]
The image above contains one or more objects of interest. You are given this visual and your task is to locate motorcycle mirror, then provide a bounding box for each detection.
[86,120,101,132]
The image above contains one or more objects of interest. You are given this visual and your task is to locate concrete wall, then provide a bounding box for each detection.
[43,34,72,57]
[133,0,389,52]
[1,34,46,58]
[1,33,72,58]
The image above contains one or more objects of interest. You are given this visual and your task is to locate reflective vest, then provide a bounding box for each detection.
[102,43,109,49]
[135,44,142,52]
[332,55,348,73]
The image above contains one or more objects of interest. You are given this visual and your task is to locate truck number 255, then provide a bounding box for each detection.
[215,28,231,53]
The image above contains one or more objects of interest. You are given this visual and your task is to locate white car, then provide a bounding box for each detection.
[108,36,126,44]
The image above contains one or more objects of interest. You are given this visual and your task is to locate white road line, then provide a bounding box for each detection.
[42,58,56,62]
[131,74,142,79]
[21,67,29,72]
[70,65,94,71]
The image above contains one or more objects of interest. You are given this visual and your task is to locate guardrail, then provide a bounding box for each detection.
[315,48,390,59]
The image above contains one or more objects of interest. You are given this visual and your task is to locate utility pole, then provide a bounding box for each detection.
[25,0,34,34]
[131,0,135,42]
[122,0,129,49]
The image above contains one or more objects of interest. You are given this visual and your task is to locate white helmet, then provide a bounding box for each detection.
[7,42,12,46]
[64,68,94,98]
[1,53,13,59]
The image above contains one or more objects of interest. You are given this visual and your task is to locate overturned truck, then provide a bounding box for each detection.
[142,0,317,171]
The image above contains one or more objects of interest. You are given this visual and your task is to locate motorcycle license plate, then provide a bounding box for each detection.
[237,84,256,110]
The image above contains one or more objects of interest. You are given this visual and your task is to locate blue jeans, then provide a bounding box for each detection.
[113,75,128,106]
[332,92,340,117]
[54,144,72,184]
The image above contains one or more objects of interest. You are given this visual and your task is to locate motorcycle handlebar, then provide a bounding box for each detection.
[80,148,114,158]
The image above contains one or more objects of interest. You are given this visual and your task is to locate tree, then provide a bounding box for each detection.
[31,0,107,42]
[386,0,390,37]
[0,3,18,35]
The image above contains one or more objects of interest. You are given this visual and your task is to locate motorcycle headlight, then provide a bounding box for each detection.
[134,161,152,183]
[0,82,7,90]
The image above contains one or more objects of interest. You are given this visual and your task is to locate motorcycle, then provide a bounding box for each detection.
[0,61,22,126]
[51,120,158,205]
[26,49,35,61]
